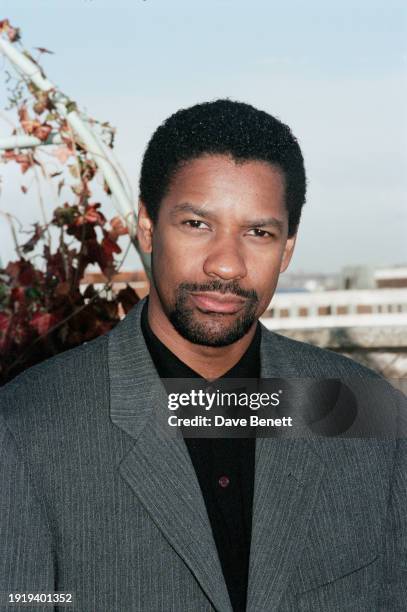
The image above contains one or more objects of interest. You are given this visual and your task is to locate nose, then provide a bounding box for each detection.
[203,234,247,281]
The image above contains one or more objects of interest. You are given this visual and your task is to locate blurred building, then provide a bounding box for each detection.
[264,264,407,378]
[340,265,407,290]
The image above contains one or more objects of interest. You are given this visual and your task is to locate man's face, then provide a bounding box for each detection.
[138,154,296,347]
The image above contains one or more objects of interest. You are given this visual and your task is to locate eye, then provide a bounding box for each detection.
[182,219,210,230]
[247,228,273,238]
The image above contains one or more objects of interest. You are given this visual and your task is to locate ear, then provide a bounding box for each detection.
[280,232,297,273]
[137,201,154,254]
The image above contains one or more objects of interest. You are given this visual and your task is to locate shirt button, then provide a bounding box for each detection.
[218,475,230,488]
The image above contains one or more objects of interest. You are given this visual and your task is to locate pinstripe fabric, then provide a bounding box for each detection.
[0,297,406,611]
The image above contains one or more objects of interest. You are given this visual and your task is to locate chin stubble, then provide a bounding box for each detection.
[168,280,259,347]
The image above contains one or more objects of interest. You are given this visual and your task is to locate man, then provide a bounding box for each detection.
[0,100,405,612]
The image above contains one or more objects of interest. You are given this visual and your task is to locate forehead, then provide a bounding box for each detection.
[161,154,286,219]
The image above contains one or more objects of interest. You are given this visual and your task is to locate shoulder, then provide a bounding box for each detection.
[0,333,109,434]
[261,327,406,453]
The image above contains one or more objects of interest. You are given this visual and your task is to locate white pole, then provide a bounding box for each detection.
[0,133,62,149]
[0,36,151,275]
[0,38,54,91]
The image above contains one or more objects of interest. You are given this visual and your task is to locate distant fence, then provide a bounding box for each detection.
[262,289,407,378]
[262,322,407,379]
[263,288,407,330]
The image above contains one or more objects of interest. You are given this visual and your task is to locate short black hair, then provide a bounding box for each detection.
[139,99,306,237]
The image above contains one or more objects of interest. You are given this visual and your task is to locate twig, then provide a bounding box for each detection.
[59,226,70,280]
[0,210,22,258]
[33,150,61,211]
[115,234,132,273]
[31,156,52,248]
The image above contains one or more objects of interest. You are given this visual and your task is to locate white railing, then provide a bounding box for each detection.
[262,288,407,329]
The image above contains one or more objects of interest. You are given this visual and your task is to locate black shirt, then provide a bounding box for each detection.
[141,301,260,612]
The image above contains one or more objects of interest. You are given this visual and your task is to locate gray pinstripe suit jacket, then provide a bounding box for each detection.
[1,298,406,611]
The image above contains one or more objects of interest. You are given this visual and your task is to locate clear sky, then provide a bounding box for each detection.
[0,0,406,273]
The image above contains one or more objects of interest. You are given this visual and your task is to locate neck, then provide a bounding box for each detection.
[147,294,257,380]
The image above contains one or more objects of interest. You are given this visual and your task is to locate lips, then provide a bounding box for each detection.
[190,292,246,314]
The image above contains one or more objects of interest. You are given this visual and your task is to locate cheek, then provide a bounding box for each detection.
[248,257,281,307]
[152,232,203,284]
[249,245,282,276]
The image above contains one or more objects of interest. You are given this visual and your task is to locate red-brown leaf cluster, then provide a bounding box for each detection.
[0,24,140,385]
[0,19,20,42]
[2,150,34,174]
[18,106,52,141]
[0,203,139,386]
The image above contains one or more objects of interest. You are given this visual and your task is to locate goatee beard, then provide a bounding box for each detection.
[168,280,259,347]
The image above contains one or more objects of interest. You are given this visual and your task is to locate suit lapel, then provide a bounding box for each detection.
[108,303,325,612]
[108,299,233,612]
[246,327,325,612]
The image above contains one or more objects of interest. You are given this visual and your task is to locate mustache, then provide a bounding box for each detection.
[177,280,258,301]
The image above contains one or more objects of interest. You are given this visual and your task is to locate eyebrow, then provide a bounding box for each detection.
[245,217,284,232]
[171,203,213,218]
[171,203,285,232]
